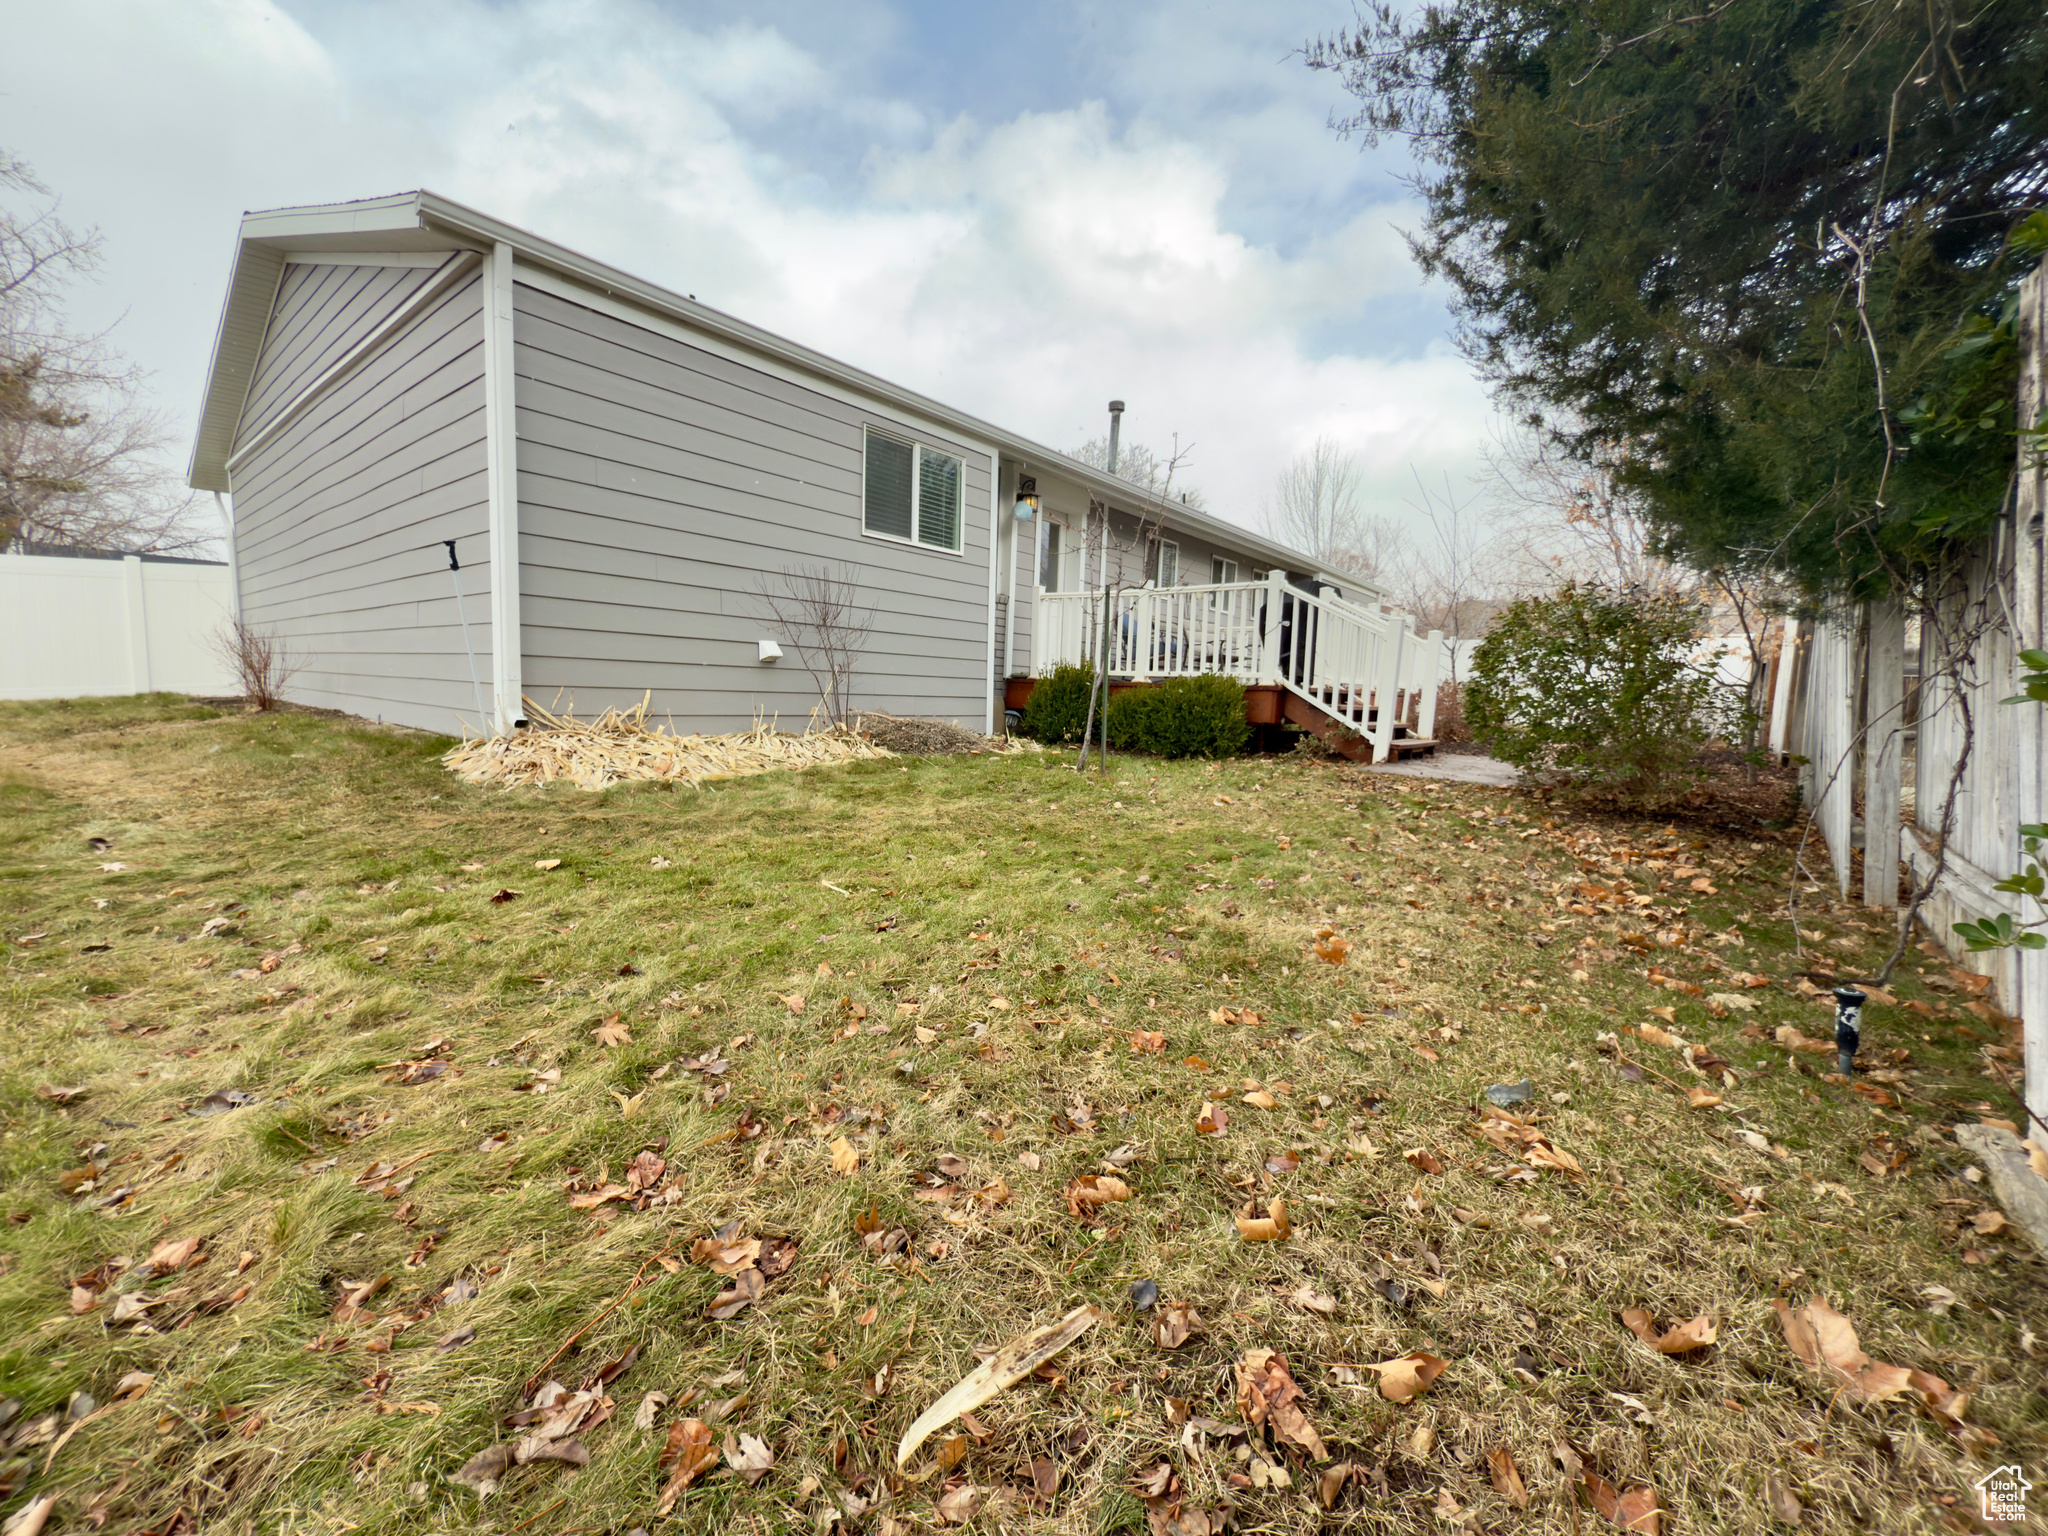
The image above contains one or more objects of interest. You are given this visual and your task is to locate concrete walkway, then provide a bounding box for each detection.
[1365,752,1520,787]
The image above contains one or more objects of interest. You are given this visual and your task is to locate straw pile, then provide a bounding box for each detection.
[442,695,893,791]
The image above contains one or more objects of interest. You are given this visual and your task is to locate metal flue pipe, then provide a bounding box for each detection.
[1107,400,1124,475]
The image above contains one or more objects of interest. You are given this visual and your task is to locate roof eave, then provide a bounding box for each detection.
[188,188,1339,583]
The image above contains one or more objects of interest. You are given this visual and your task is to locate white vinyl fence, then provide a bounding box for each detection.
[1767,262,2046,1129]
[0,552,238,701]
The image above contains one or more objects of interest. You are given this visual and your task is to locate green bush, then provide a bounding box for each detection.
[1110,676,1251,759]
[1023,670,1251,758]
[1465,583,1717,803]
[1105,686,1157,751]
[1020,664,1100,744]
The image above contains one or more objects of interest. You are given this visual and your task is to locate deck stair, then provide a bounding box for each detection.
[1037,574,1445,764]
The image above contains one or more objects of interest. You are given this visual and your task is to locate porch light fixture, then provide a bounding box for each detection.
[1014,474,1039,521]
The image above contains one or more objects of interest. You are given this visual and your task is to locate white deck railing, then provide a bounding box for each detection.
[1034,574,1446,758]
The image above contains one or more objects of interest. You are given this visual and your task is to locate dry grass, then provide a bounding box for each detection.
[443,696,894,790]
[0,693,2039,1536]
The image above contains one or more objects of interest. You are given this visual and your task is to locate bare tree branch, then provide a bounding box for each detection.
[753,563,878,727]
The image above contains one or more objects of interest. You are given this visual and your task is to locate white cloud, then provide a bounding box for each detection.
[4,0,1500,546]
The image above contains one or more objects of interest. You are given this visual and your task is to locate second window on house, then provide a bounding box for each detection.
[863,428,963,552]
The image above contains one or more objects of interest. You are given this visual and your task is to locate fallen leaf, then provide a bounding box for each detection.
[1290,1283,1336,1316]
[706,1268,765,1320]
[1236,1199,1291,1242]
[592,1014,632,1048]
[935,1483,983,1526]
[35,1085,87,1105]
[724,1432,775,1485]
[1764,1474,1803,1525]
[1195,1104,1228,1137]
[1971,1208,2009,1235]
[1018,1151,1041,1171]
[1489,1447,1529,1509]
[1154,1300,1202,1349]
[896,1304,1102,1466]
[489,889,520,903]
[148,1236,202,1273]
[609,1089,645,1118]
[657,1419,720,1512]
[1264,1150,1301,1174]
[1236,1348,1327,1458]
[534,858,562,870]
[1365,1351,1447,1403]
[1621,1309,1717,1354]
[1772,1296,1965,1421]
[1318,1462,1353,1510]
[1066,1173,1133,1219]
[778,992,805,1015]
[1403,1147,1444,1176]
[1130,1030,1167,1054]
[1584,1472,1661,1535]
[1314,935,1352,965]
[831,1137,861,1176]
[1242,1089,1279,1110]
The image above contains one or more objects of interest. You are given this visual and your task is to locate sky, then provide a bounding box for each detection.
[3,0,1501,549]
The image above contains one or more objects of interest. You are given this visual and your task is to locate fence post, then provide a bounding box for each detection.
[2016,264,2048,1131]
[1135,588,1155,681]
[123,555,151,694]
[1416,628,1445,739]
[1863,598,1905,908]
[1370,617,1405,761]
[1260,570,1287,686]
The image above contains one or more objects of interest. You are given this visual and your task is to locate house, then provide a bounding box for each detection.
[187,191,1431,752]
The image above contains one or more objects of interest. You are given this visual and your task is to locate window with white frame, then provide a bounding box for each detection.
[1212,556,1239,584]
[1039,520,1062,592]
[1156,540,1179,586]
[863,427,963,552]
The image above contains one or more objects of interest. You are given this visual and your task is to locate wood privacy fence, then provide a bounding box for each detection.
[1768,266,2046,1127]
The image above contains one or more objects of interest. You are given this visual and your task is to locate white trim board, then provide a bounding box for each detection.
[483,242,524,732]
[281,251,467,269]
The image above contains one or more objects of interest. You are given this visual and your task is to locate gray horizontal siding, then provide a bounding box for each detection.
[513,282,994,733]
[236,260,445,448]
[230,269,492,735]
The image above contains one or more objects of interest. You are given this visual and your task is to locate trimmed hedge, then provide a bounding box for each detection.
[1019,664,1100,744]
[1022,669,1251,758]
[1109,675,1251,759]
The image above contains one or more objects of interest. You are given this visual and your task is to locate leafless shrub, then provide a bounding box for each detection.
[754,563,877,726]
[1431,679,1471,743]
[212,618,302,710]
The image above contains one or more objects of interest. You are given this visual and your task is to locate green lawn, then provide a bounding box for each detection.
[0,695,2036,1536]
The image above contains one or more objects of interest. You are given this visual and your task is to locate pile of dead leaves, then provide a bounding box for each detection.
[456,1351,642,1499]
[564,1145,684,1214]
[692,1224,799,1320]
[1468,1104,1584,1180]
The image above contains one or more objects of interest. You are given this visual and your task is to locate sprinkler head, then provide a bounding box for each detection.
[1831,986,1867,1076]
